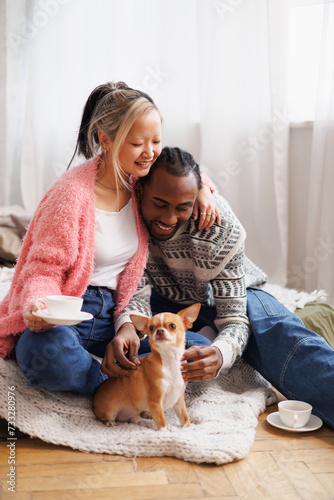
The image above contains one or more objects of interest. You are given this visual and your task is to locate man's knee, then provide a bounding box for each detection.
[185,331,212,348]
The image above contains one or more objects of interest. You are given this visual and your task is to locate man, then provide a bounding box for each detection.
[110,147,334,429]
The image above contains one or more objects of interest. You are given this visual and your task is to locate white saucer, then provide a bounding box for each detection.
[266,412,323,432]
[32,309,93,326]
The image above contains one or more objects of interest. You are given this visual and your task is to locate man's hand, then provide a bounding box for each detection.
[101,322,141,378]
[180,345,223,382]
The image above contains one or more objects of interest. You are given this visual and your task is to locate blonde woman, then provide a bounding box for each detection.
[0,82,215,395]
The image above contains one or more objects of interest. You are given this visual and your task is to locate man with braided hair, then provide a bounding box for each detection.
[116,146,334,430]
[116,146,266,380]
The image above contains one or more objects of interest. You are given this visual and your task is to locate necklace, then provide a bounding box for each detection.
[96,179,127,190]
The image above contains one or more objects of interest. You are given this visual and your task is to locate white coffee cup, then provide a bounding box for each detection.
[278,400,312,429]
[36,295,83,318]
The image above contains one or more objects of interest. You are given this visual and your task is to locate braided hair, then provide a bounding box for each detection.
[140,147,202,189]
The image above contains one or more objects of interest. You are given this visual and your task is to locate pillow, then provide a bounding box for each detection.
[10,213,32,239]
[295,302,334,350]
[0,205,26,228]
[0,227,22,263]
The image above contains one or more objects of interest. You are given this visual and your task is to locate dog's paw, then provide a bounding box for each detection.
[130,415,142,425]
[182,421,191,428]
[139,411,152,420]
[103,420,116,427]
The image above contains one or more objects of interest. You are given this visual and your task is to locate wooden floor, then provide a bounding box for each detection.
[1,401,334,500]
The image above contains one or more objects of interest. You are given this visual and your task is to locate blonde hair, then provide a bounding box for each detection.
[68,81,162,187]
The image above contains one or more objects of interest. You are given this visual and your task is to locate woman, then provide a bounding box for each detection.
[0,82,215,395]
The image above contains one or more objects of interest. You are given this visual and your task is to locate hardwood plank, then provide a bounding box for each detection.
[316,472,334,496]
[223,459,269,499]
[255,423,334,441]
[17,470,168,492]
[247,451,299,499]
[278,462,331,500]
[271,449,334,463]
[0,460,133,479]
[2,403,334,500]
[179,498,238,500]
[0,492,30,500]
[134,456,198,484]
[31,483,205,500]
[102,453,133,462]
[306,462,334,473]
[256,405,334,439]
[193,463,235,497]
[252,436,334,452]
[0,438,101,466]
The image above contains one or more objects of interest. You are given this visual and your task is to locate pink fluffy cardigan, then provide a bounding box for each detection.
[0,157,149,358]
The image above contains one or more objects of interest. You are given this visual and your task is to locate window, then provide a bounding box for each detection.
[288,0,334,122]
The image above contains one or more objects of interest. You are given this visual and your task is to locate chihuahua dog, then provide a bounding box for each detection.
[93,303,201,430]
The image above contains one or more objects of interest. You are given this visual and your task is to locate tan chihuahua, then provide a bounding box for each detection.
[93,303,201,430]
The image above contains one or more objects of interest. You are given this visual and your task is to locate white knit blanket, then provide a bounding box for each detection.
[0,270,327,464]
[263,283,327,312]
[0,357,276,465]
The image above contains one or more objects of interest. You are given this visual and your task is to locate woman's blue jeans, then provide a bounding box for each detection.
[15,286,211,396]
[243,287,334,429]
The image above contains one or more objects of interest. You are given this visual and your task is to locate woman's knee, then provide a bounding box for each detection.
[15,327,80,389]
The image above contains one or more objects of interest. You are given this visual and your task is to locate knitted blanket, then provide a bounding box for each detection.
[0,357,276,465]
[0,270,326,464]
[263,283,328,312]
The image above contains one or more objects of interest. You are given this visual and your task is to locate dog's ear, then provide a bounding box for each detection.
[130,314,150,334]
[177,303,201,329]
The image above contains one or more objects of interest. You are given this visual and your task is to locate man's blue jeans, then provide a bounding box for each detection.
[152,287,334,429]
[15,286,211,396]
[243,286,334,429]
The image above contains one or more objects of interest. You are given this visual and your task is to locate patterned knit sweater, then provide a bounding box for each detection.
[119,194,267,370]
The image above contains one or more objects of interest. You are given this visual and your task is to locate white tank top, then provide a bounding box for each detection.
[90,199,139,289]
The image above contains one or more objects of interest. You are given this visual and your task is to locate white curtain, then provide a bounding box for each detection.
[305,0,334,305]
[196,0,290,284]
[1,0,33,207]
[3,0,207,213]
[1,0,313,290]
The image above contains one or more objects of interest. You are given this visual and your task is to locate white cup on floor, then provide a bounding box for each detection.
[278,400,312,429]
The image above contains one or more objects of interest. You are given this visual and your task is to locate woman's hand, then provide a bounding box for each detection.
[101,322,141,378]
[193,185,221,231]
[23,304,53,332]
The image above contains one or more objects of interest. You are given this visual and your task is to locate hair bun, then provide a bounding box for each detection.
[67,79,158,168]
[108,81,129,91]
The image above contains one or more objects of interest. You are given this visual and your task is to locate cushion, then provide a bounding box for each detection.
[295,302,334,350]
[10,213,32,238]
[0,227,22,263]
[0,205,26,228]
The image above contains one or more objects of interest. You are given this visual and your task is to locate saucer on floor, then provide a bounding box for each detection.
[32,309,93,326]
[266,411,323,432]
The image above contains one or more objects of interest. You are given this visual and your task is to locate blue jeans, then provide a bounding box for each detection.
[150,289,219,332]
[243,287,334,429]
[152,288,334,429]
[15,286,211,396]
